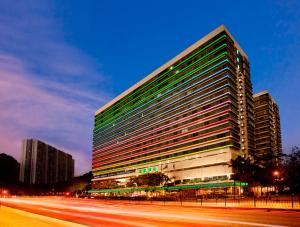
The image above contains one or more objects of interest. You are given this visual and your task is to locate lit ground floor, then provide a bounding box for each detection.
[90,181,248,199]
[92,147,240,189]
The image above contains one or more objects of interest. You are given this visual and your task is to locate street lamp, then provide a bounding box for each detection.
[1,189,8,201]
[273,170,280,198]
[132,182,138,197]
[273,170,279,177]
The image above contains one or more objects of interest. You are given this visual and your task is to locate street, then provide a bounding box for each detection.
[1,197,300,226]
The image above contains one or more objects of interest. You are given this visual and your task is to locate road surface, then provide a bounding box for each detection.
[1,197,300,226]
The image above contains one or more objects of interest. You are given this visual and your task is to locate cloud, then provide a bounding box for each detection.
[0,52,107,175]
[0,1,111,175]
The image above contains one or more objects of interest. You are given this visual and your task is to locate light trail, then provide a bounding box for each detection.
[39,207,62,213]
[2,198,288,227]
[39,207,155,227]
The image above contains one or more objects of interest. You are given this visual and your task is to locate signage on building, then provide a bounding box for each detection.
[138,166,158,174]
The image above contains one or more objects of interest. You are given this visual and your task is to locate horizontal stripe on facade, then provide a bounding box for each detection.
[93,65,230,144]
[93,115,233,165]
[95,35,228,125]
[94,51,229,133]
[93,67,233,150]
[93,124,235,169]
[93,120,233,168]
[93,75,234,150]
[93,131,234,170]
[93,150,229,180]
[93,93,233,158]
[93,138,232,172]
[93,92,234,153]
[95,63,232,148]
[94,46,228,131]
[93,144,233,176]
[93,107,232,157]
[94,160,229,180]
[94,74,234,147]
[93,129,233,171]
[93,69,233,147]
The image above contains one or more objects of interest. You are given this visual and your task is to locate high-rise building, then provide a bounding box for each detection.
[92,25,254,191]
[19,139,74,185]
[253,91,282,162]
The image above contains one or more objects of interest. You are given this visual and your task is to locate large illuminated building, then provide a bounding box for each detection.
[19,139,74,185]
[92,25,254,191]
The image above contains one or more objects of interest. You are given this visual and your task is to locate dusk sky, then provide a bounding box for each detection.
[0,0,299,175]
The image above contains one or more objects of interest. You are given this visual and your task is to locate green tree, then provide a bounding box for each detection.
[129,172,170,187]
[230,155,259,186]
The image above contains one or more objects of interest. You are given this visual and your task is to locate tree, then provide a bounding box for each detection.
[129,172,170,187]
[67,171,92,193]
[231,150,284,188]
[230,155,259,186]
[254,151,280,187]
[282,147,300,194]
[94,179,120,189]
[0,153,20,185]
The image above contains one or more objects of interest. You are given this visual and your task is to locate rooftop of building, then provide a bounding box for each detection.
[253,90,277,104]
[23,138,73,158]
[95,24,248,115]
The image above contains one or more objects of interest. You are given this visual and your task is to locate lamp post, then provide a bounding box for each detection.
[273,170,280,199]
[133,182,137,196]
[159,161,163,187]
[0,189,8,207]
[273,170,279,177]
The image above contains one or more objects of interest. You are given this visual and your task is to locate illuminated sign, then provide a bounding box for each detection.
[138,166,158,174]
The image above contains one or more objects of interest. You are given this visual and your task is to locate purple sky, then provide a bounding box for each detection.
[0,1,113,175]
[0,0,300,175]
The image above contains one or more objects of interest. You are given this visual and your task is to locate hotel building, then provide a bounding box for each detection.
[92,25,254,190]
[19,139,74,185]
[253,91,282,163]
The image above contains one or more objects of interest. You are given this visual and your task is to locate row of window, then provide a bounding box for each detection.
[93,90,237,156]
[93,117,236,166]
[93,124,234,170]
[93,140,236,175]
[93,66,233,144]
[93,112,236,163]
[94,105,233,157]
[94,46,230,134]
[93,53,231,142]
[93,81,237,149]
[95,33,229,124]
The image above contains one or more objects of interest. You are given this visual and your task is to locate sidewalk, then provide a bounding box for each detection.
[0,206,87,227]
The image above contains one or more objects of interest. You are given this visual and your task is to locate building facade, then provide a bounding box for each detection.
[19,139,74,185]
[92,25,254,190]
[253,91,282,162]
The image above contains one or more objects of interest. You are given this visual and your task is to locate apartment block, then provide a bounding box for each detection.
[253,91,282,162]
[19,139,74,185]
